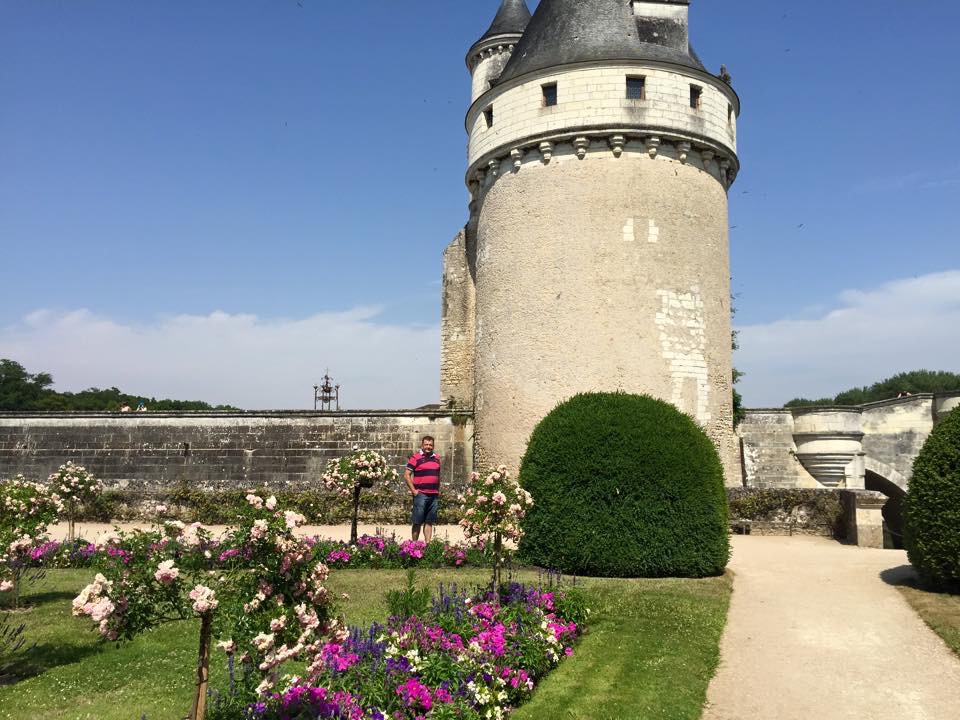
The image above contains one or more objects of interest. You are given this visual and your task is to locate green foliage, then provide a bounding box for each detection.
[0,358,240,411]
[904,408,960,592]
[518,392,730,578]
[785,369,960,407]
[384,569,432,618]
[727,488,844,531]
[0,360,53,411]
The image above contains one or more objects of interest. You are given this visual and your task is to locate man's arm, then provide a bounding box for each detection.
[404,468,417,496]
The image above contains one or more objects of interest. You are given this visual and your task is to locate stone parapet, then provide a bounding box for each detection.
[0,411,474,498]
[467,62,738,180]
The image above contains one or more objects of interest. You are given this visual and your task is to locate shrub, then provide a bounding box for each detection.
[727,488,844,532]
[904,408,960,591]
[518,392,729,578]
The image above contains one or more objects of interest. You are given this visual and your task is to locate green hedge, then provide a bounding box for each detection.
[727,488,844,532]
[517,392,730,578]
[904,409,960,591]
[70,482,459,525]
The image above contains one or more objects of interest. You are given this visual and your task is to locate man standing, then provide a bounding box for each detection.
[405,435,441,542]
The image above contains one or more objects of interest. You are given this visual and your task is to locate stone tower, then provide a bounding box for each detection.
[441,0,741,484]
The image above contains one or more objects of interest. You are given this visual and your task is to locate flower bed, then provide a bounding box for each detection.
[213,581,588,720]
[24,535,495,573]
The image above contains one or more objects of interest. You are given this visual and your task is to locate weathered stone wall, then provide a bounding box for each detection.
[440,229,476,409]
[471,145,738,483]
[860,397,935,489]
[740,394,959,492]
[737,410,817,489]
[0,411,473,499]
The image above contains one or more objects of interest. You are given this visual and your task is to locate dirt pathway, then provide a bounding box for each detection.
[703,536,960,720]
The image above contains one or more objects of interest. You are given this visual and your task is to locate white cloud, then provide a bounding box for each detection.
[0,307,440,410]
[735,271,960,407]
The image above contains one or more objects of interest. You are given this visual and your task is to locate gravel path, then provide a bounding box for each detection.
[49,522,467,543]
[703,536,960,720]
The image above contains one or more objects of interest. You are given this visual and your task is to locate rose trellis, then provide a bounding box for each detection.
[72,494,342,720]
[459,465,534,595]
[322,448,398,544]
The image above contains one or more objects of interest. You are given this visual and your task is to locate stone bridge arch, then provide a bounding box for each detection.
[862,456,908,549]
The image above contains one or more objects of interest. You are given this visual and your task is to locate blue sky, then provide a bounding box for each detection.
[1,1,958,409]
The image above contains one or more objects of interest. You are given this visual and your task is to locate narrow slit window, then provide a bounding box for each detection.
[483,106,494,128]
[626,76,646,100]
[542,83,558,107]
[728,104,734,124]
[690,85,703,109]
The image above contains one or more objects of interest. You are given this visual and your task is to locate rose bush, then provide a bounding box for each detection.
[72,493,342,720]
[459,467,533,593]
[322,448,400,544]
[0,475,63,607]
[48,462,103,540]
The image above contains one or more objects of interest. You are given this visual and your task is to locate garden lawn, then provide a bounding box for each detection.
[896,584,960,658]
[0,568,730,720]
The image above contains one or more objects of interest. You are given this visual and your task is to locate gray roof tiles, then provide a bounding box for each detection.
[478,0,532,43]
[497,0,706,85]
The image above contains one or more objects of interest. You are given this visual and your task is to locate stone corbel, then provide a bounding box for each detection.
[719,159,731,185]
[538,141,554,164]
[677,142,691,164]
[510,148,523,171]
[573,137,590,160]
[645,136,661,159]
[487,159,500,180]
[701,149,715,170]
[609,135,626,158]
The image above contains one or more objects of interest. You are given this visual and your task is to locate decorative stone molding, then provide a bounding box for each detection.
[573,137,590,160]
[645,136,661,158]
[538,141,554,164]
[467,130,741,202]
[467,41,517,72]
[609,135,626,158]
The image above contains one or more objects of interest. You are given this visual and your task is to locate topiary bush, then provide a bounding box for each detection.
[518,392,729,578]
[904,408,960,591]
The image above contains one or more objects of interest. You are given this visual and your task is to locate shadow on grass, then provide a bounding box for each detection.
[2,640,104,684]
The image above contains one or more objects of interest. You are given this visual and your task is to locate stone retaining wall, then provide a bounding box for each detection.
[0,411,474,500]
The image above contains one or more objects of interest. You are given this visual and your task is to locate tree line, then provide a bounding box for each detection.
[784,370,960,408]
[0,359,240,412]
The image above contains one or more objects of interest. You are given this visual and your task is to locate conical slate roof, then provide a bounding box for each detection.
[498,0,706,84]
[478,0,532,43]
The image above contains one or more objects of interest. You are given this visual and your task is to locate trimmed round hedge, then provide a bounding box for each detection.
[904,408,960,591]
[517,392,730,578]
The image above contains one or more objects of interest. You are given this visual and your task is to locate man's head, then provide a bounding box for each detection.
[420,436,435,454]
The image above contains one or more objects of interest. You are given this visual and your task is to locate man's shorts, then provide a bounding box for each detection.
[412,492,439,525]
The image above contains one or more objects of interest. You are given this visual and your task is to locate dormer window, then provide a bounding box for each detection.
[542,83,558,108]
[483,106,494,129]
[689,85,703,110]
[626,76,646,100]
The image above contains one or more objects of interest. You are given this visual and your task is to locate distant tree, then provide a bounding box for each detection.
[784,370,960,408]
[0,360,54,410]
[0,359,240,412]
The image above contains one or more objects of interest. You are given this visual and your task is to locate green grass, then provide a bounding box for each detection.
[896,584,960,658]
[0,568,731,720]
